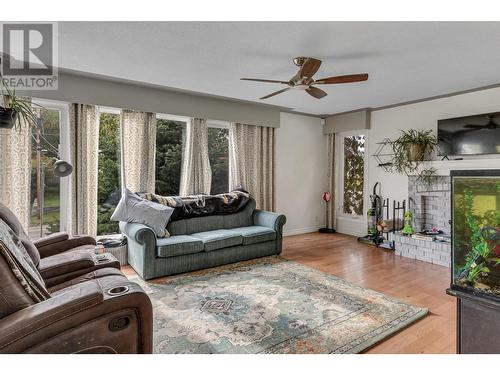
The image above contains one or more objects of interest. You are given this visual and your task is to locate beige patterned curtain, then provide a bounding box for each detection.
[229,123,275,211]
[69,103,99,237]
[326,133,336,229]
[179,118,212,196]
[121,110,156,194]
[0,96,32,231]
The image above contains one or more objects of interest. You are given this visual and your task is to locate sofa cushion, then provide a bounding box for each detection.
[190,230,243,252]
[229,226,276,245]
[156,235,204,258]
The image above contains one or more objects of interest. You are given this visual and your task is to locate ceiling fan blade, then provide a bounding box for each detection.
[306,86,327,99]
[241,78,290,84]
[299,58,322,78]
[260,87,291,100]
[314,73,369,84]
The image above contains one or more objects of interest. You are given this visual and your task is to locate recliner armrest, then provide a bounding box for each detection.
[33,232,69,248]
[38,250,96,280]
[37,236,97,259]
[40,250,121,288]
[253,210,287,233]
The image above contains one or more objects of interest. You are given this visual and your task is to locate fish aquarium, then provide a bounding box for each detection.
[451,170,500,299]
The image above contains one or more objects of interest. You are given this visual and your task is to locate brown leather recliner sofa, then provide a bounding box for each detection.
[0,203,121,287]
[0,206,153,354]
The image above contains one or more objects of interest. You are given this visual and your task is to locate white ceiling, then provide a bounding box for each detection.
[58,22,500,116]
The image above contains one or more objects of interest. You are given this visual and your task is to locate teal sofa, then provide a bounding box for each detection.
[120,198,286,280]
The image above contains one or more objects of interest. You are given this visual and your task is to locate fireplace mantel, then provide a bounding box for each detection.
[412,158,500,176]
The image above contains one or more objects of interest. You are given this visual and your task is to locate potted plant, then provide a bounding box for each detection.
[390,129,437,175]
[0,74,39,129]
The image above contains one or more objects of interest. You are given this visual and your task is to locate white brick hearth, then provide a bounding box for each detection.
[390,232,451,267]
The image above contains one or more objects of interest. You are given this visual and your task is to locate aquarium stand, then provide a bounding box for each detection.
[447,288,500,354]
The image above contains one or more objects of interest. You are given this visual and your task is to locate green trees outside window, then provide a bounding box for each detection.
[343,135,365,216]
[155,119,184,196]
[208,127,229,195]
[97,112,121,235]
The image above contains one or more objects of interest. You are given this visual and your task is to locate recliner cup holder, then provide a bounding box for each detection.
[107,285,130,296]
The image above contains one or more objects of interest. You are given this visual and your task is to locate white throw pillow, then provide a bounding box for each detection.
[111,189,174,237]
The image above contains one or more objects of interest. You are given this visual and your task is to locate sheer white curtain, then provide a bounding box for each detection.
[121,110,156,194]
[0,96,32,230]
[68,103,99,236]
[229,123,275,211]
[179,118,211,196]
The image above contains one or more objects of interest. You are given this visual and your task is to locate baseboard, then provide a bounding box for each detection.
[283,226,322,237]
[336,218,366,237]
[283,223,365,238]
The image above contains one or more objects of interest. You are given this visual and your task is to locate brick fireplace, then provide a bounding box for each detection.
[408,176,451,234]
[389,175,452,267]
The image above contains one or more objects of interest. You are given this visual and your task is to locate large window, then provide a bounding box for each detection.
[155,118,184,196]
[97,111,121,235]
[29,108,61,239]
[208,127,229,194]
[341,134,365,216]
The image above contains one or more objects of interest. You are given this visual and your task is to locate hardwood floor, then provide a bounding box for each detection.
[123,231,456,354]
[281,232,456,354]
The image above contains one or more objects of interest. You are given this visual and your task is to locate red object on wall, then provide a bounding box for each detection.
[322,191,331,202]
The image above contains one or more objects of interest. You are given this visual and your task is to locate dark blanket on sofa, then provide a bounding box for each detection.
[138,190,251,222]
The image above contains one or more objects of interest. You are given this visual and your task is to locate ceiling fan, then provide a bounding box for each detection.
[241,57,368,100]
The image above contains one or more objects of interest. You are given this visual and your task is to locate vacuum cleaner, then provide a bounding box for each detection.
[358,182,384,246]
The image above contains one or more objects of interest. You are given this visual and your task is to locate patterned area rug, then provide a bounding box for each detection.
[134,256,428,354]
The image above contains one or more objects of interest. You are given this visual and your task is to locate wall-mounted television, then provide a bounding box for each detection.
[437,112,500,156]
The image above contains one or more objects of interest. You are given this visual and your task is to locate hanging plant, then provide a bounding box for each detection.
[0,73,39,129]
[388,129,438,181]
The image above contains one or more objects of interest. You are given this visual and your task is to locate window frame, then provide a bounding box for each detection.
[31,98,70,236]
[156,113,190,123]
[336,130,368,221]
[207,119,230,129]
[153,115,231,196]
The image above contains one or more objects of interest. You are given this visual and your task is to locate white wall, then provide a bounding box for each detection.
[368,86,500,205]
[276,113,327,236]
